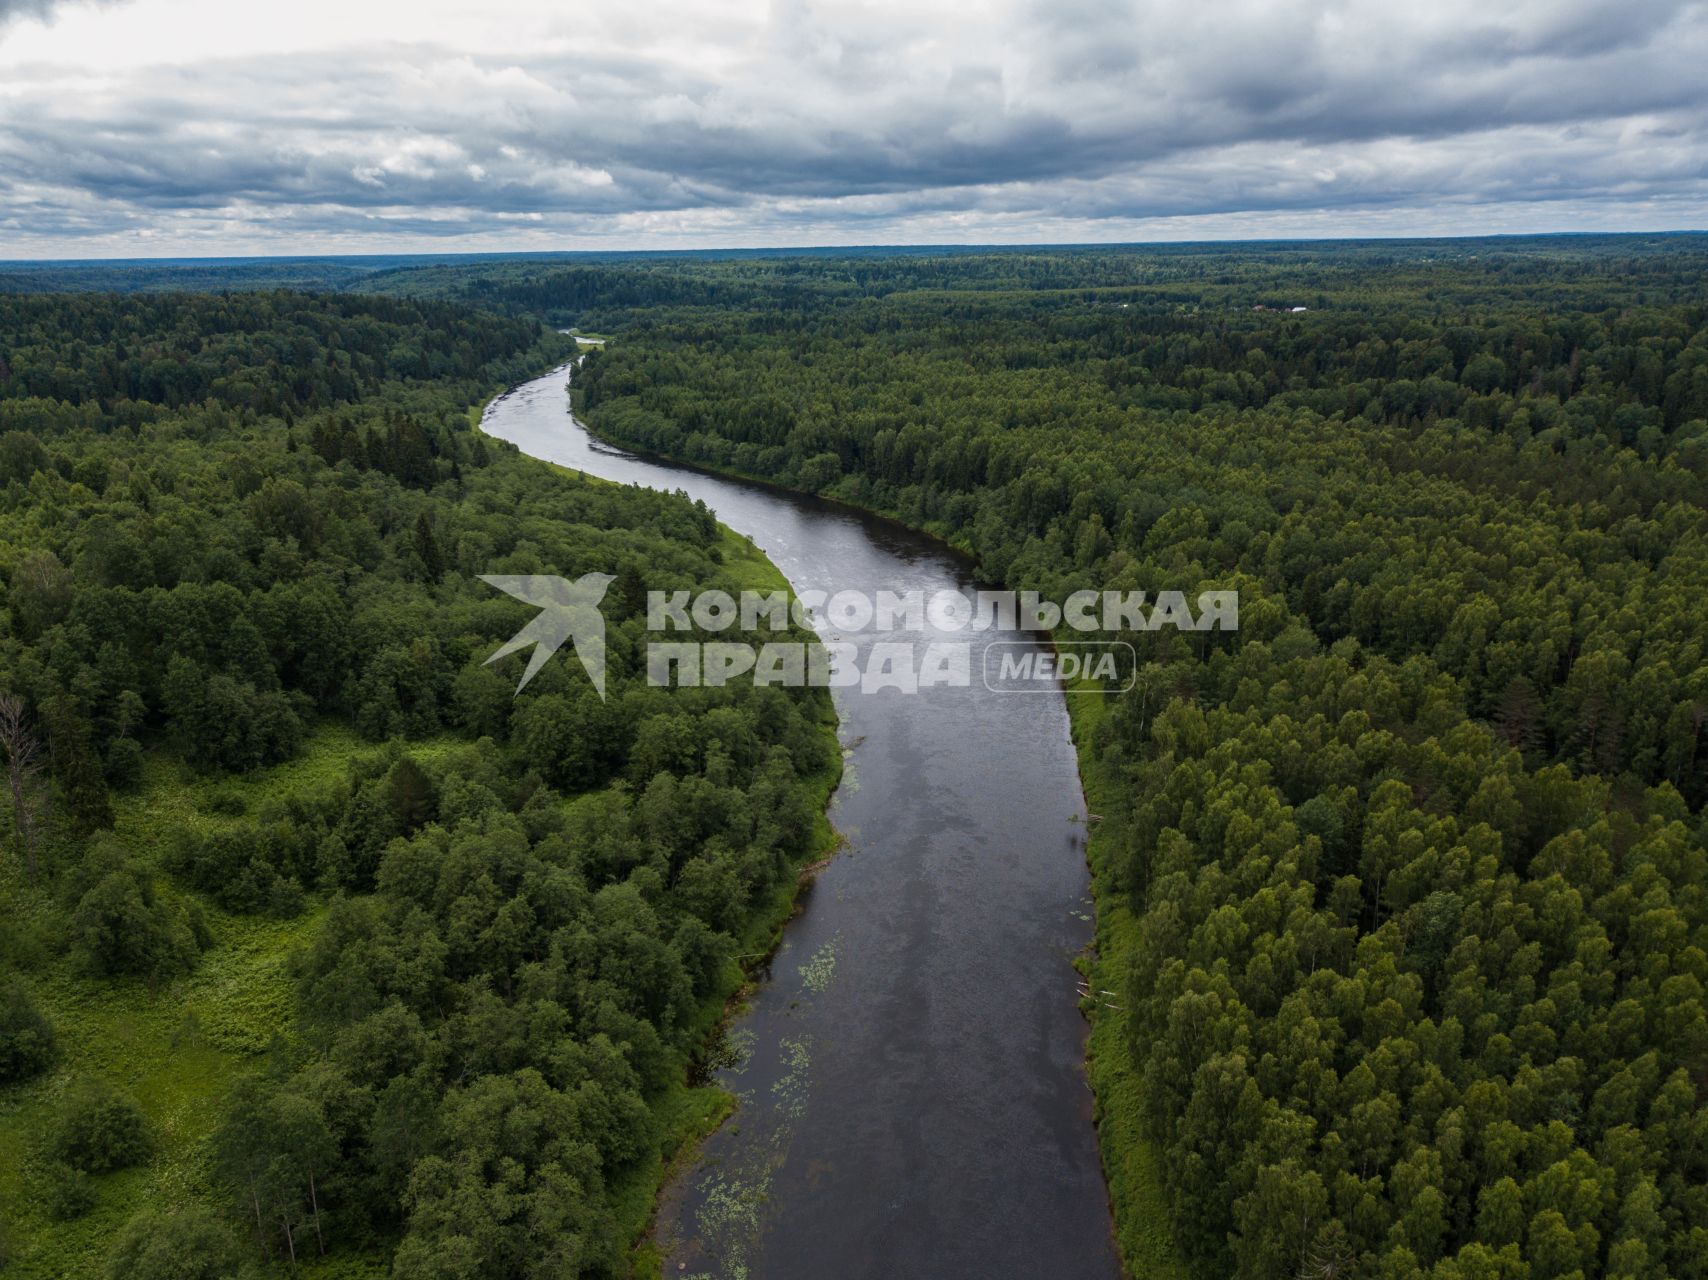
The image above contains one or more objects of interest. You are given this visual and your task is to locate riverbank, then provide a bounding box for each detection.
[612,530,844,1280]
[1067,693,1192,1280]
[575,394,1185,1279]
[476,378,847,1280]
[614,700,843,1280]
[492,360,1120,1276]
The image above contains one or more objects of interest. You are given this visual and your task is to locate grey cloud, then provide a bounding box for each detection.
[3,0,1708,252]
[0,0,120,28]
[0,0,59,20]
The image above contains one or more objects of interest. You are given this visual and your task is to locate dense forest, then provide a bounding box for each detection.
[6,239,1708,1280]
[505,242,1708,1280]
[0,292,838,1276]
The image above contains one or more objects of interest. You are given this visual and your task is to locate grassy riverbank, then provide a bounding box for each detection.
[1067,691,1190,1280]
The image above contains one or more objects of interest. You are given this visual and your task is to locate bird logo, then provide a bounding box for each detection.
[480,572,616,698]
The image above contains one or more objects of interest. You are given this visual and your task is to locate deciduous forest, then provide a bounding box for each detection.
[0,290,838,1277]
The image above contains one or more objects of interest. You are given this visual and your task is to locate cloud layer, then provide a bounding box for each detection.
[2,0,1707,255]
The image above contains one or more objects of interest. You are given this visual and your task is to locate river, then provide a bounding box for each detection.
[479,363,1121,1280]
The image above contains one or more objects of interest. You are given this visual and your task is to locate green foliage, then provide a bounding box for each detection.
[244,705,834,1271]
[101,1206,245,1280]
[38,1162,94,1221]
[46,1076,152,1173]
[390,1069,620,1280]
[0,977,57,1083]
[0,286,841,1278]
[574,257,1708,807]
[35,240,1708,1277]
[0,728,425,1279]
[68,862,201,981]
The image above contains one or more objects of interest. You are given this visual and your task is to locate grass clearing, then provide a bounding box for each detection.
[1,582,841,1280]
[0,724,460,1280]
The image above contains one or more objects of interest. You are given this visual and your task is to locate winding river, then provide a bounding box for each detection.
[480,363,1121,1280]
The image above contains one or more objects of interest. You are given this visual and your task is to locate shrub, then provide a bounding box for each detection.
[104,737,145,790]
[166,825,303,916]
[40,1161,94,1221]
[70,870,199,980]
[0,978,57,1084]
[206,790,247,817]
[48,1078,152,1173]
[103,1206,243,1280]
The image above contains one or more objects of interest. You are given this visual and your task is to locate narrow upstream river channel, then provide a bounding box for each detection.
[480,363,1122,1280]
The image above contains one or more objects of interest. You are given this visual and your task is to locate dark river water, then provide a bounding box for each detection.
[480,363,1121,1280]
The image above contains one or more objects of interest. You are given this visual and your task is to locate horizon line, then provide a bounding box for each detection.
[5,227,1708,268]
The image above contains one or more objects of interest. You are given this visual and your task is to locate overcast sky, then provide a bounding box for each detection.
[2,0,1706,258]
